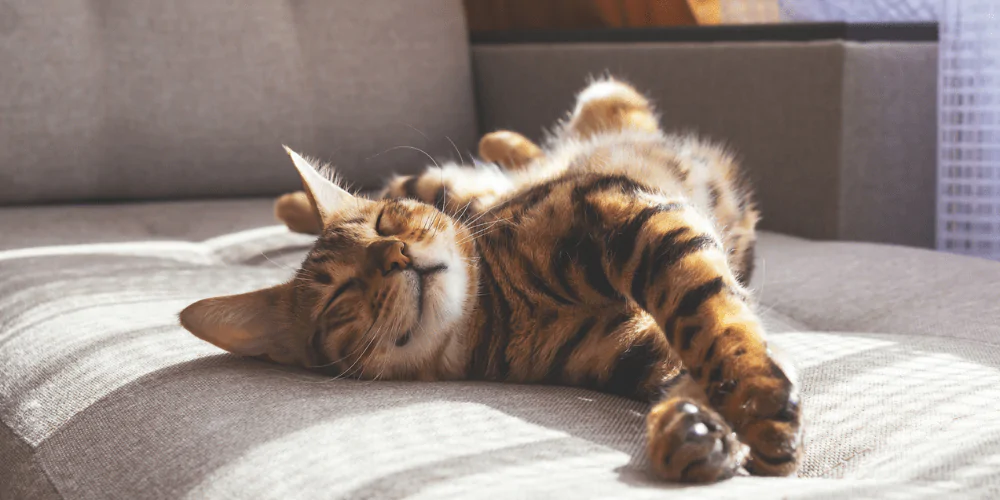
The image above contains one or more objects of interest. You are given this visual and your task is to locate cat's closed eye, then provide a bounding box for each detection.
[321,279,356,315]
[374,209,388,236]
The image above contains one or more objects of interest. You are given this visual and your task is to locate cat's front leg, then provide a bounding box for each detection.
[275,191,323,235]
[382,164,515,221]
[478,130,543,171]
[590,192,803,477]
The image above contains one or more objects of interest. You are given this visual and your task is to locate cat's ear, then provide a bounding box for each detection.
[179,282,297,360]
[282,145,356,222]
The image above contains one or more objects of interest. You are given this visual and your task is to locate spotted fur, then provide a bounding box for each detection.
[182,78,801,483]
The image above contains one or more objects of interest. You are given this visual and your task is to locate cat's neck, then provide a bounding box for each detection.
[451,237,496,380]
[436,212,517,380]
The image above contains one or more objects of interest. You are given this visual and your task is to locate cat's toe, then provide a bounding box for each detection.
[647,399,741,483]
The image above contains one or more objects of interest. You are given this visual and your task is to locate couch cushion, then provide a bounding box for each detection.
[0,0,476,205]
[0,198,281,251]
[2,201,999,498]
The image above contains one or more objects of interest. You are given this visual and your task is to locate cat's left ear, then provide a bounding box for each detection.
[179,282,303,364]
[282,145,357,222]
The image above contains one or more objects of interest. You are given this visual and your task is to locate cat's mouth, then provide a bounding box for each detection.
[414,263,448,319]
[395,263,449,345]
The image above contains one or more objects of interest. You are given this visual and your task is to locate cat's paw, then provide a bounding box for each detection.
[478,130,543,171]
[647,399,741,483]
[729,372,803,476]
[567,78,659,138]
[275,191,323,235]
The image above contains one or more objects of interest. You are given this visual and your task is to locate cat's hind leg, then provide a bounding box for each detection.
[478,130,544,171]
[559,77,661,140]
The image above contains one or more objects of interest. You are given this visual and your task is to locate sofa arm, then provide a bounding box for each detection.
[471,30,937,248]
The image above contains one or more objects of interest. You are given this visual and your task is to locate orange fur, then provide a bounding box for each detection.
[478,130,544,171]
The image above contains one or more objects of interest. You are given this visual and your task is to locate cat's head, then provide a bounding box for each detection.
[179,147,477,379]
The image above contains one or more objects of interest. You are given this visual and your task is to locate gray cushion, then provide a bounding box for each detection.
[2,200,1000,498]
[0,0,476,205]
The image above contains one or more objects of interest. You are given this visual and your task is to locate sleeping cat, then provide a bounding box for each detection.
[180,78,802,483]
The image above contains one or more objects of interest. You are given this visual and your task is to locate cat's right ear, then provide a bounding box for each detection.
[282,146,358,223]
[179,283,294,358]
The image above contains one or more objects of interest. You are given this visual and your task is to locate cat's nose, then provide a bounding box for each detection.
[371,240,410,276]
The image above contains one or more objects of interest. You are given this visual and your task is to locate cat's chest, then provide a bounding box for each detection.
[492,301,627,384]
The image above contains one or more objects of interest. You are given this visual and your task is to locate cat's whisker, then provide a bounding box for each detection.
[461,205,492,225]
[462,206,493,228]
[313,312,387,378]
[351,285,404,382]
[336,326,379,381]
[454,200,474,221]
[458,218,513,244]
[432,211,444,233]
[373,306,406,382]
[440,162,448,210]
[461,220,507,235]
[394,121,431,142]
[445,135,465,166]
[368,145,441,171]
[461,215,510,232]
[260,252,297,273]
[311,331,370,369]
[756,257,767,305]
[424,211,436,232]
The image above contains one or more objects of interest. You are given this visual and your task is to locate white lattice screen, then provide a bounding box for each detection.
[938,0,1000,259]
[724,1,1000,260]
[721,0,939,23]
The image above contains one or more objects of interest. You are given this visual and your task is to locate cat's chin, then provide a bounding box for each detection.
[389,257,467,366]
[407,263,467,336]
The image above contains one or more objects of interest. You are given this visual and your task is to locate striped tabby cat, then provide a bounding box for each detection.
[180,78,802,483]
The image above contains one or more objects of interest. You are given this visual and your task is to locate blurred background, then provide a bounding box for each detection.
[464,0,1000,260]
[463,0,939,30]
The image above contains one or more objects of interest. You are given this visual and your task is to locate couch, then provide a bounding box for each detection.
[3,2,998,498]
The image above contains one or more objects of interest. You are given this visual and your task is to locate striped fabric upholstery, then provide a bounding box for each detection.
[2,200,1000,498]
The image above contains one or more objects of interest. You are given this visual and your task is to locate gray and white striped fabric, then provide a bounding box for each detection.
[2,199,1000,499]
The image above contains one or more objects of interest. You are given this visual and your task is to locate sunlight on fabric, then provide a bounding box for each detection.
[204,225,316,266]
[0,226,314,265]
[184,402,572,499]
[0,300,219,445]
[408,451,649,499]
[806,347,1000,481]
[202,225,311,251]
[410,454,946,499]
[770,332,895,369]
[0,241,217,265]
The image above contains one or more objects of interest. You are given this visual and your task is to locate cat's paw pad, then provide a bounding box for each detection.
[647,399,741,483]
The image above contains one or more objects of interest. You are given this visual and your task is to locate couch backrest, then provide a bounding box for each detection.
[0,0,476,205]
